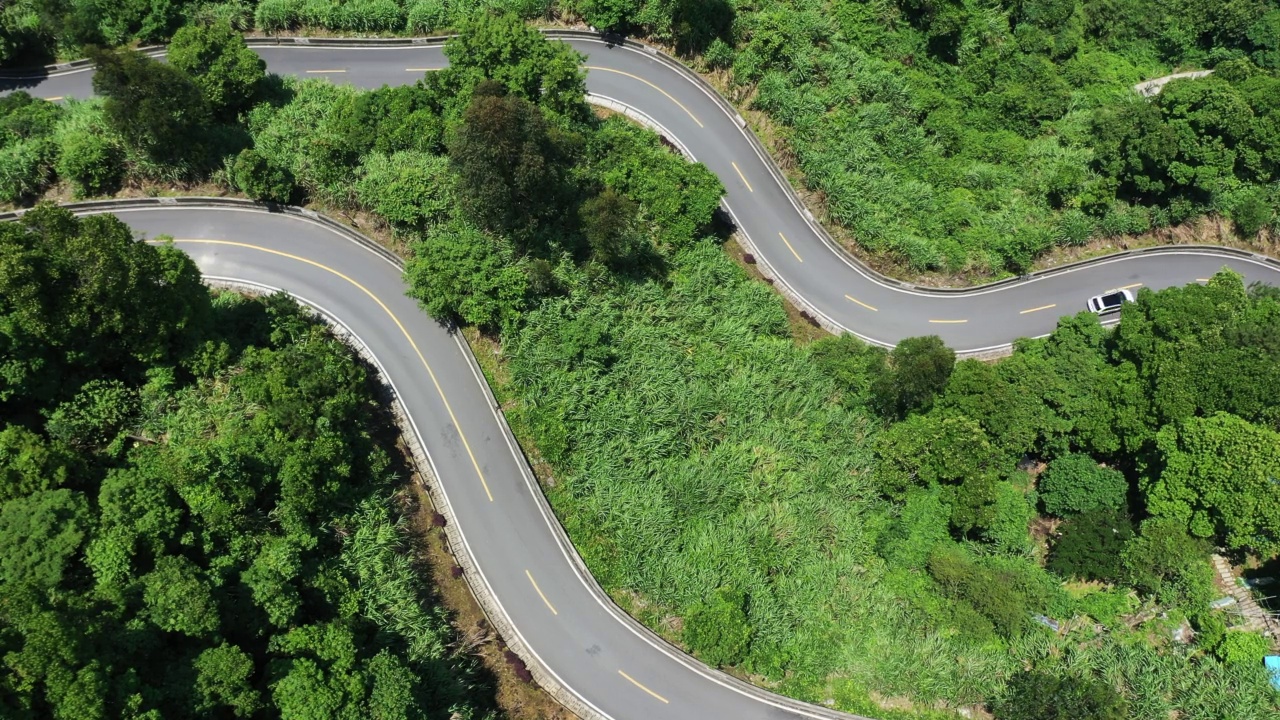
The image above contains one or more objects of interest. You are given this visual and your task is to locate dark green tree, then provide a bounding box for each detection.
[580,187,640,267]
[870,335,956,420]
[0,488,91,589]
[404,219,529,329]
[86,45,210,164]
[448,82,569,237]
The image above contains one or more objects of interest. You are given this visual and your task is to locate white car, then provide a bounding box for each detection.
[1087,288,1135,314]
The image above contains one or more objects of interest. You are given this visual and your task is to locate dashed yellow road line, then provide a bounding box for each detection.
[305,69,347,74]
[845,295,878,312]
[618,670,669,704]
[928,319,968,324]
[1118,282,1143,290]
[1019,303,1056,314]
[526,570,558,615]
[1196,278,1210,283]
[405,68,440,72]
[167,239,495,502]
[778,232,802,262]
[731,161,754,192]
[584,66,703,128]
[43,96,63,102]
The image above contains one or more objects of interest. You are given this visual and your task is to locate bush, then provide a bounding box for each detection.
[1048,508,1133,582]
[406,0,454,32]
[1230,190,1274,237]
[354,151,453,231]
[0,140,54,204]
[254,0,301,31]
[993,670,1127,720]
[56,131,124,197]
[1039,453,1128,516]
[1217,630,1269,667]
[683,587,752,667]
[231,148,295,204]
[870,335,956,420]
[168,20,266,118]
[404,220,528,329]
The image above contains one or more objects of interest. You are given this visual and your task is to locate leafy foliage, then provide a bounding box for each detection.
[993,670,1128,720]
[87,45,211,165]
[1047,508,1133,582]
[1039,453,1128,516]
[167,19,266,118]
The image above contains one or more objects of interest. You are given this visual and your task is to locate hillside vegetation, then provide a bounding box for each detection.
[1,8,1279,718]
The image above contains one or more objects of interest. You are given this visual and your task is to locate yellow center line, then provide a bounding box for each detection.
[1196,278,1210,283]
[731,161,754,192]
[778,232,802,262]
[845,295,878,312]
[929,319,968,324]
[526,570,558,615]
[1019,303,1056,314]
[618,670,669,704]
[584,66,703,128]
[305,69,347,74]
[404,68,440,72]
[1118,282,1143,290]
[43,96,63,102]
[168,239,495,502]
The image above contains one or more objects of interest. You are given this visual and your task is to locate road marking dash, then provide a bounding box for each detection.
[43,96,63,102]
[778,232,802,263]
[1196,278,1210,283]
[1019,303,1056,314]
[305,69,347,74]
[731,161,754,192]
[618,670,669,704]
[929,319,968,324]
[1118,282,1143,290]
[526,570,558,615]
[167,239,495,502]
[584,66,703,127]
[405,67,441,72]
[845,295,878,311]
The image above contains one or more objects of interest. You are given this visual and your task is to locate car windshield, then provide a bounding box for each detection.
[1101,292,1124,307]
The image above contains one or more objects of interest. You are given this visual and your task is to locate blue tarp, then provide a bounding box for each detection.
[1265,656,1280,690]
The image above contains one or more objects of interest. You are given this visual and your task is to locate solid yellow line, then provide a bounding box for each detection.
[1019,303,1056,314]
[618,670,669,704]
[929,319,968,324]
[584,66,703,128]
[778,232,802,262]
[731,162,754,192]
[1118,282,1143,290]
[305,69,347,74]
[526,570,558,615]
[844,295,878,312]
[168,239,495,502]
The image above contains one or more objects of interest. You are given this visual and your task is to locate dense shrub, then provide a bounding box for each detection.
[993,671,1127,720]
[683,587,753,668]
[1047,508,1133,582]
[56,130,124,197]
[231,147,295,203]
[355,151,453,230]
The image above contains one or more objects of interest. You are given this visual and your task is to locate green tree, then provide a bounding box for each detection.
[443,9,587,120]
[1216,630,1269,667]
[1047,508,1133,582]
[193,643,263,717]
[683,586,753,667]
[86,45,210,164]
[0,488,90,589]
[55,129,124,197]
[405,220,528,329]
[1122,517,1215,608]
[448,82,569,237]
[870,335,956,420]
[142,555,221,637]
[1146,413,1280,553]
[808,333,889,408]
[0,424,70,503]
[45,379,137,450]
[993,670,1127,720]
[231,147,295,204]
[873,411,1003,498]
[167,19,265,118]
[1039,453,1129,516]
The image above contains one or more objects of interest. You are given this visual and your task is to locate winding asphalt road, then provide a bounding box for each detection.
[6,35,1280,720]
